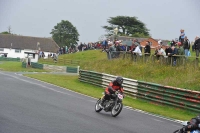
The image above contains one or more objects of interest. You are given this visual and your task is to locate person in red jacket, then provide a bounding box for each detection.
[100,77,124,107]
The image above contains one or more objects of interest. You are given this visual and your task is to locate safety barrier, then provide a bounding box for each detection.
[79,70,138,96]
[0,57,20,62]
[27,62,79,74]
[22,62,27,68]
[66,66,80,74]
[79,70,200,113]
[31,62,44,69]
[137,81,200,112]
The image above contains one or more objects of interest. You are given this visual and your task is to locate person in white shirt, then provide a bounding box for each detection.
[157,45,166,56]
[132,43,142,56]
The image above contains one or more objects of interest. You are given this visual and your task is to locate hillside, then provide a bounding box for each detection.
[39,50,200,91]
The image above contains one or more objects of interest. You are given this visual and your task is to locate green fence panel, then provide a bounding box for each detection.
[31,62,43,69]
[137,81,200,113]
[0,57,20,62]
[66,66,78,73]
[79,70,103,87]
[22,62,27,68]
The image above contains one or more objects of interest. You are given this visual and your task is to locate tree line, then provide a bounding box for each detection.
[1,16,150,47]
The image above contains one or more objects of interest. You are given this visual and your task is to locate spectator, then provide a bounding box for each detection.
[165,45,172,56]
[115,42,123,57]
[65,45,68,53]
[154,46,158,55]
[130,41,136,52]
[194,36,200,59]
[170,39,176,47]
[119,43,126,51]
[191,42,195,52]
[183,36,190,59]
[158,40,162,45]
[144,41,151,54]
[80,42,83,51]
[179,29,185,45]
[132,43,142,56]
[107,43,116,59]
[63,46,66,54]
[177,42,184,55]
[102,39,108,51]
[156,45,166,60]
[144,41,151,62]
[168,46,178,66]
[165,45,172,64]
[135,39,142,52]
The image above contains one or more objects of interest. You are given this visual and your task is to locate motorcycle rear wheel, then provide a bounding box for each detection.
[111,102,123,117]
[95,99,103,112]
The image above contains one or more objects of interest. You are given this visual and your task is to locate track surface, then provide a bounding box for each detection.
[0,72,181,133]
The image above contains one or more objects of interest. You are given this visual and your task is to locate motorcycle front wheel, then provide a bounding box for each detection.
[111,102,123,117]
[95,99,103,112]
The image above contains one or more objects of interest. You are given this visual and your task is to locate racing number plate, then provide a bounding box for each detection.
[118,94,123,100]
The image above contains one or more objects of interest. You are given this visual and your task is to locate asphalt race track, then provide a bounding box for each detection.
[0,72,182,133]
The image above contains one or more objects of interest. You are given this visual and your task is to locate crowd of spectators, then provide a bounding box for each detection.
[102,29,200,66]
[48,28,200,66]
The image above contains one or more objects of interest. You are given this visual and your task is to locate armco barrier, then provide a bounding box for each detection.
[79,70,200,113]
[79,70,103,87]
[79,70,138,96]
[137,81,200,112]
[31,62,43,69]
[66,66,80,74]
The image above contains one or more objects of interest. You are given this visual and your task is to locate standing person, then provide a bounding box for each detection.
[179,29,185,45]
[165,45,172,56]
[135,39,142,52]
[132,43,142,56]
[63,46,66,54]
[165,45,172,64]
[194,36,200,59]
[170,39,176,47]
[168,46,178,66]
[102,39,108,52]
[183,36,190,59]
[144,41,151,62]
[144,41,151,54]
[65,45,68,53]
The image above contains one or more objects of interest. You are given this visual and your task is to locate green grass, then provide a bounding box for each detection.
[0,61,48,72]
[39,50,200,91]
[24,74,197,120]
[39,50,107,66]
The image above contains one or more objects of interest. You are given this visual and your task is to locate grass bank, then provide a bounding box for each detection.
[0,61,48,72]
[24,74,197,121]
[39,50,200,91]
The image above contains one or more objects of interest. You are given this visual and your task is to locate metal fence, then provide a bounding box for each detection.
[79,70,200,113]
[107,51,199,67]
[22,62,79,74]
[40,58,80,66]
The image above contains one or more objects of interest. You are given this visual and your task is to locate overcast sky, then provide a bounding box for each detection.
[0,0,200,43]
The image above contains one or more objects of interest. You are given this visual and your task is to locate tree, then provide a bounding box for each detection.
[0,26,12,34]
[50,20,79,47]
[0,31,10,34]
[103,16,150,38]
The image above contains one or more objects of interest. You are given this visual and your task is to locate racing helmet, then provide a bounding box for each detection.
[116,77,123,85]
